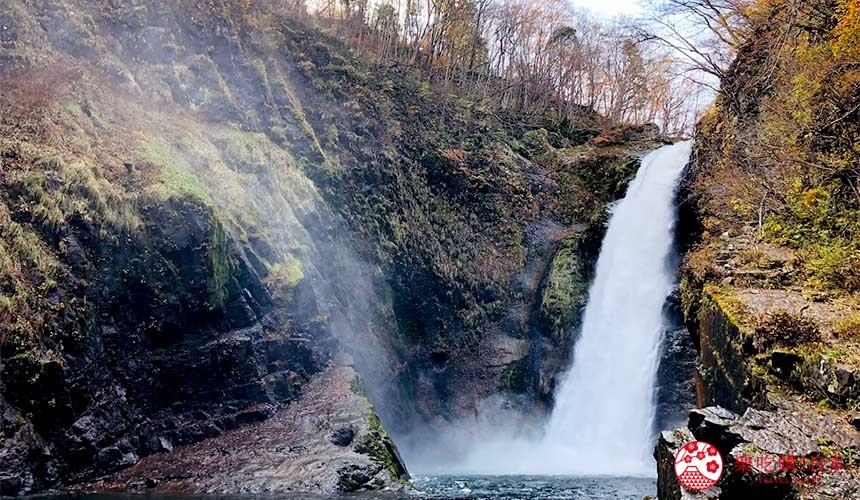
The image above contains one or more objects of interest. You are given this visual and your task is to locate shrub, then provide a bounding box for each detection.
[834,312,860,339]
[752,310,820,350]
[804,240,860,293]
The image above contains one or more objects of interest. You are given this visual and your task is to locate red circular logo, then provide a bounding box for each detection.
[674,440,723,491]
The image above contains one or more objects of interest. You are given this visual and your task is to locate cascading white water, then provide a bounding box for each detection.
[407,141,693,476]
[539,140,693,475]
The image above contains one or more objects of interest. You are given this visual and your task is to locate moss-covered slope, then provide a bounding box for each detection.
[678,0,860,416]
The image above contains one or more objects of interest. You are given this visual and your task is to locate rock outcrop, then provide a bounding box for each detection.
[659,274,860,497]
[110,363,408,495]
[656,398,860,499]
[664,2,860,496]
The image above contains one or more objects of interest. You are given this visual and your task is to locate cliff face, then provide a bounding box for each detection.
[659,1,860,497]
[0,0,662,494]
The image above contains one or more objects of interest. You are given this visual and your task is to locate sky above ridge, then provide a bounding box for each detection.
[573,0,644,16]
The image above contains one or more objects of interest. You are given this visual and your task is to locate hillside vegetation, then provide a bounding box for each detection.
[688,0,860,297]
[667,2,860,496]
[682,0,860,378]
[653,2,860,497]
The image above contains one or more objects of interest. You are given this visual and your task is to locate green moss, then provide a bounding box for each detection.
[357,410,409,485]
[266,255,304,288]
[347,375,408,485]
[678,276,702,327]
[742,442,763,454]
[207,221,234,309]
[499,357,530,394]
[349,374,366,398]
[148,145,213,204]
[540,233,588,340]
[672,429,691,442]
[161,163,212,203]
[416,81,430,98]
[521,128,552,157]
[703,285,754,335]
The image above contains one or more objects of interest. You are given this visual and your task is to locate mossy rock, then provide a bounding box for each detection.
[539,232,588,341]
[499,356,532,394]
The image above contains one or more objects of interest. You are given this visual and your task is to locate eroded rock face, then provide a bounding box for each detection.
[0,0,669,493]
[0,196,331,495]
[671,200,860,497]
[112,364,408,494]
[667,274,860,498]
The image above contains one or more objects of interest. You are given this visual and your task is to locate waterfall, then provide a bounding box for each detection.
[540,140,693,475]
[408,141,693,476]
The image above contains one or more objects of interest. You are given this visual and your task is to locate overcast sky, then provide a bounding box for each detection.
[573,0,644,16]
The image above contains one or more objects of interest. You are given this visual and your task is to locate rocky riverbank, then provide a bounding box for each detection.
[94,363,408,495]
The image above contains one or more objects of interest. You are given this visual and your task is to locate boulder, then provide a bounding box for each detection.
[656,399,860,499]
[112,364,409,494]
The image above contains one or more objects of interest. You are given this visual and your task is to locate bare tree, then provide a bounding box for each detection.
[295,0,711,133]
[640,0,753,80]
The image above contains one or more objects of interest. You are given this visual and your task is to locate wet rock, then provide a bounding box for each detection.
[330,427,355,446]
[655,428,724,499]
[0,476,23,497]
[656,400,860,499]
[114,365,409,495]
[144,436,173,453]
[538,231,591,342]
[336,464,376,492]
[0,189,326,490]
[96,447,138,468]
[0,396,60,496]
[655,304,698,431]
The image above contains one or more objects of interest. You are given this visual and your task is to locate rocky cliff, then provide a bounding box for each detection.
[0,0,663,495]
[658,0,860,497]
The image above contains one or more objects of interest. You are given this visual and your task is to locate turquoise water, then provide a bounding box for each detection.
[32,475,655,499]
[414,475,656,499]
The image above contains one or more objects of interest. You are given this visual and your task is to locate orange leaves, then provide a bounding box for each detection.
[833,0,860,59]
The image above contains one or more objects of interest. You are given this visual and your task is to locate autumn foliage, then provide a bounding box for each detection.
[270,0,705,134]
[690,0,860,295]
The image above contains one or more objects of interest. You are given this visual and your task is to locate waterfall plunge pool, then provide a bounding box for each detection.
[32,476,656,499]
